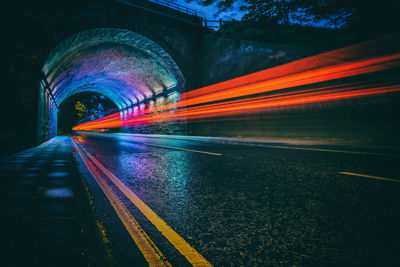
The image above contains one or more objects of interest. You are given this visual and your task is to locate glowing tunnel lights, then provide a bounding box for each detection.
[42,28,185,110]
[73,48,400,132]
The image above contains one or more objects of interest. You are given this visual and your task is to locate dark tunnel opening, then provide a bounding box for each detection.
[57,92,118,135]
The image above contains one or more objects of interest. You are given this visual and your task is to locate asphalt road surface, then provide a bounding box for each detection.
[73,132,400,266]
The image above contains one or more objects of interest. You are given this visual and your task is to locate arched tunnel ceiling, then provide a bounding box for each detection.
[43,28,185,109]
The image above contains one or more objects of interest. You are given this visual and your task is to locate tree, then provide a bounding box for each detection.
[296,0,400,29]
[240,0,298,25]
[88,95,106,118]
[74,101,87,119]
[191,0,399,29]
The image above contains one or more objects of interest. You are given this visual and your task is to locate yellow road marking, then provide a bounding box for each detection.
[73,138,213,266]
[339,172,400,183]
[142,142,222,156]
[72,139,171,266]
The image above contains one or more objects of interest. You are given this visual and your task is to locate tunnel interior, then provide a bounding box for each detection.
[38,28,185,141]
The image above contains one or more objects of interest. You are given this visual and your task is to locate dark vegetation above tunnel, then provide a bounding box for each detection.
[194,0,400,33]
[194,0,399,86]
[196,7,400,87]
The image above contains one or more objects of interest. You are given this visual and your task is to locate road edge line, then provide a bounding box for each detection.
[72,138,171,266]
[74,139,213,266]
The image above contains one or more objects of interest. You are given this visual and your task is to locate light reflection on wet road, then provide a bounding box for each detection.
[74,133,400,266]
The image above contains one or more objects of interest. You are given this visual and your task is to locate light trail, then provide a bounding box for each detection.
[339,172,400,183]
[73,52,400,131]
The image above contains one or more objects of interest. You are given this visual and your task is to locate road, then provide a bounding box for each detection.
[72,132,400,266]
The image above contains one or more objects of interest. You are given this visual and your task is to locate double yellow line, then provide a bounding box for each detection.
[72,138,212,266]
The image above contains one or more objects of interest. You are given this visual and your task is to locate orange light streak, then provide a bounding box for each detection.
[73,53,400,131]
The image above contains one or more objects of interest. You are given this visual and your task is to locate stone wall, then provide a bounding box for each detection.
[37,83,57,144]
[196,36,323,87]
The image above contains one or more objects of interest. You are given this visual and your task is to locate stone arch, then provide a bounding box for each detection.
[38,28,185,141]
[43,28,185,106]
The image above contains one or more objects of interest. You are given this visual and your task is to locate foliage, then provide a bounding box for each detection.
[240,0,300,25]
[74,101,87,119]
[210,19,343,49]
[192,0,400,30]
[59,93,117,133]
[74,95,109,120]
[88,95,105,118]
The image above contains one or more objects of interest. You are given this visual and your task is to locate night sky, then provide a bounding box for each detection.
[174,0,245,20]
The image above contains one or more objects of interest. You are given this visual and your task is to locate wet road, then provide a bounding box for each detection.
[73,132,400,266]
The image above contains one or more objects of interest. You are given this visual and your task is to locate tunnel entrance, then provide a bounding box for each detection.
[38,28,185,142]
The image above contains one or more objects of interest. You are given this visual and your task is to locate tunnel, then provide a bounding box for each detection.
[38,28,185,142]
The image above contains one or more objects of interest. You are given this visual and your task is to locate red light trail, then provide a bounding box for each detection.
[73,52,400,131]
